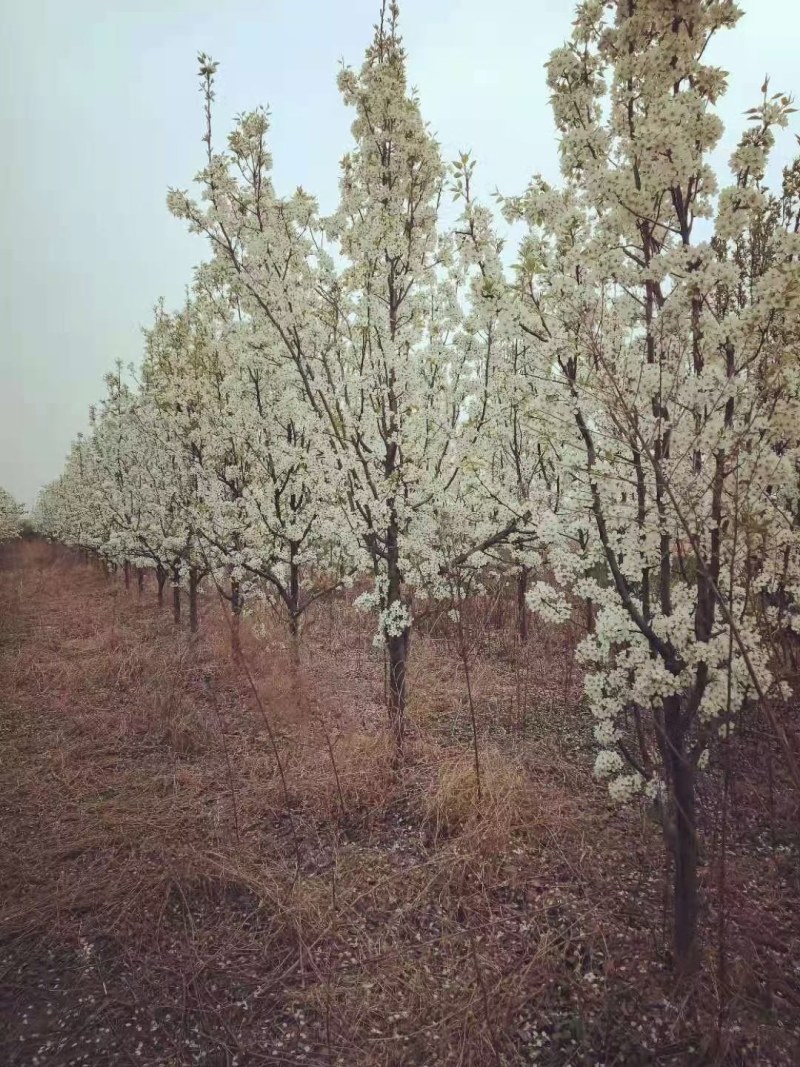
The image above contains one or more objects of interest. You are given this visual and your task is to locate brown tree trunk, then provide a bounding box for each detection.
[156,565,167,606]
[516,566,529,643]
[123,560,130,589]
[137,568,144,594]
[387,629,408,749]
[664,696,699,979]
[189,567,199,634]
[230,578,242,660]
[172,567,181,625]
[385,521,408,751]
[288,613,300,669]
[288,546,300,669]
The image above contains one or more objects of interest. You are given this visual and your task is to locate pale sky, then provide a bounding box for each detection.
[2,0,798,506]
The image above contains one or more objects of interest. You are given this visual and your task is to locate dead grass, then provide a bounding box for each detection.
[420,746,529,850]
[0,541,798,1065]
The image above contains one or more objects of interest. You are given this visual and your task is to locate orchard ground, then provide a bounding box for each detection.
[1,541,799,1066]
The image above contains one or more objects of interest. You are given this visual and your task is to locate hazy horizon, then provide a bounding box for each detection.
[2,0,799,507]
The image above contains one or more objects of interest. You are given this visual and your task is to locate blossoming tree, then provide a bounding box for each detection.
[507,0,800,971]
[168,2,527,744]
[0,487,24,541]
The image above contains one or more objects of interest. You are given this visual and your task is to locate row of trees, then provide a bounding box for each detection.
[0,487,25,541]
[35,0,800,975]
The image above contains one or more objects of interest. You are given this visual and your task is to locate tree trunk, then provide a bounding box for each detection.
[289,545,300,668]
[664,697,699,979]
[172,567,181,625]
[385,520,408,751]
[231,578,242,660]
[288,612,300,669]
[137,568,144,594]
[156,565,167,606]
[671,756,699,975]
[387,629,408,749]
[516,566,529,643]
[189,567,199,634]
[123,560,130,589]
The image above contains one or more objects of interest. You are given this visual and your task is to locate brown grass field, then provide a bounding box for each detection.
[1,540,799,1065]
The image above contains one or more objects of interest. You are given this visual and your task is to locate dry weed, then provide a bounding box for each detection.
[420,746,529,853]
[1,543,799,1066]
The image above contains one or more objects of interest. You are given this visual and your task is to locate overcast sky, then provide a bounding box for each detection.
[2,0,798,506]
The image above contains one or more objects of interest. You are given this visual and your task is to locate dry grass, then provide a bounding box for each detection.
[0,541,799,1066]
[420,746,529,849]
